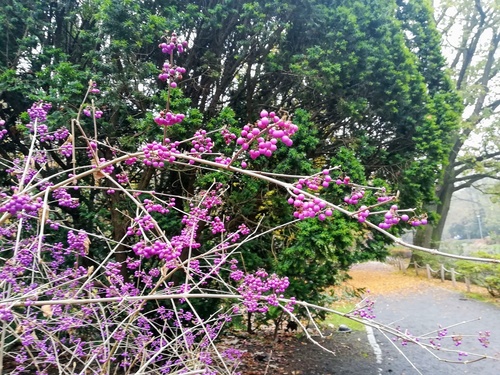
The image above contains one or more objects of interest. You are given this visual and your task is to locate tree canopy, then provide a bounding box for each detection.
[413,0,500,247]
[0,0,460,303]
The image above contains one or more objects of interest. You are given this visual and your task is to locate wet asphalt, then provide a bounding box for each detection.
[370,287,500,374]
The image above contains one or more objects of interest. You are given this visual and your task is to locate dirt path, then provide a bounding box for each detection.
[236,262,500,374]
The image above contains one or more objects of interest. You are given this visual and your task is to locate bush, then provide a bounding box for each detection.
[457,252,500,297]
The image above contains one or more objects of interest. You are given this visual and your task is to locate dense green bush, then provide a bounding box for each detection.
[457,253,500,297]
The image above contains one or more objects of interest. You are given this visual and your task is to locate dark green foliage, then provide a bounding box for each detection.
[0,0,461,321]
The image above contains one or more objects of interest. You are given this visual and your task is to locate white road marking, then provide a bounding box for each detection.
[366,325,383,365]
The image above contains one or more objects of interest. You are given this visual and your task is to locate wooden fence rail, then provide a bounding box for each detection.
[391,258,471,292]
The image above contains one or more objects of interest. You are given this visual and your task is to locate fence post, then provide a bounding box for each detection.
[440,264,445,282]
[465,277,471,293]
[451,268,457,288]
[414,262,419,276]
[426,264,431,280]
[399,259,405,273]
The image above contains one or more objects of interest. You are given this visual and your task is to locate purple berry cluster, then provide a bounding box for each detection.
[232,266,290,313]
[143,197,175,214]
[0,119,8,140]
[132,240,181,260]
[25,101,54,143]
[159,32,188,55]
[52,188,80,208]
[127,214,155,236]
[287,193,333,221]
[54,127,70,141]
[344,189,365,205]
[158,62,186,88]
[350,297,376,319]
[83,107,103,118]
[189,129,214,162]
[27,101,51,124]
[236,110,298,161]
[295,169,333,191]
[154,111,185,127]
[142,139,180,167]
[378,205,404,229]
[221,128,237,145]
[0,192,43,217]
[452,335,463,346]
[89,81,100,94]
[67,230,89,255]
[478,331,490,348]
[60,142,73,158]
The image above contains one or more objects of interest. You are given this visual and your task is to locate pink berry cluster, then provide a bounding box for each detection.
[115,173,129,185]
[215,156,232,165]
[0,192,43,217]
[236,110,298,161]
[142,139,180,167]
[224,223,251,244]
[344,188,365,205]
[230,264,291,313]
[127,214,155,236]
[159,32,188,55]
[356,205,370,223]
[221,128,236,145]
[158,62,186,89]
[95,158,114,174]
[0,119,8,140]
[83,107,103,118]
[375,187,395,203]
[378,204,405,229]
[294,170,333,191]
[409,216,428,227]
[189,129,214,161]
[210,216,225,234]
[154,110,185,126]
[158,32,187,89]
[144,198,175,214]
[377,205,427,229]
[335,175,351,185]
[89,82,100,94]
[287,193,333,221]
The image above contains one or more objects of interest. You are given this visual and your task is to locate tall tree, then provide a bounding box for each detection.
[413,0,500,247]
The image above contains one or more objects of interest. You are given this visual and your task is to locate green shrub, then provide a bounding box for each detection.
[457,252,500,297]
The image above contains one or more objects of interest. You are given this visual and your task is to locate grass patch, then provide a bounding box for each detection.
[463,292,500,307]
[323,302,366,331]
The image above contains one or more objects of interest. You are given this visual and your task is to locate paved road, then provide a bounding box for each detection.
[368,287,500,374]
